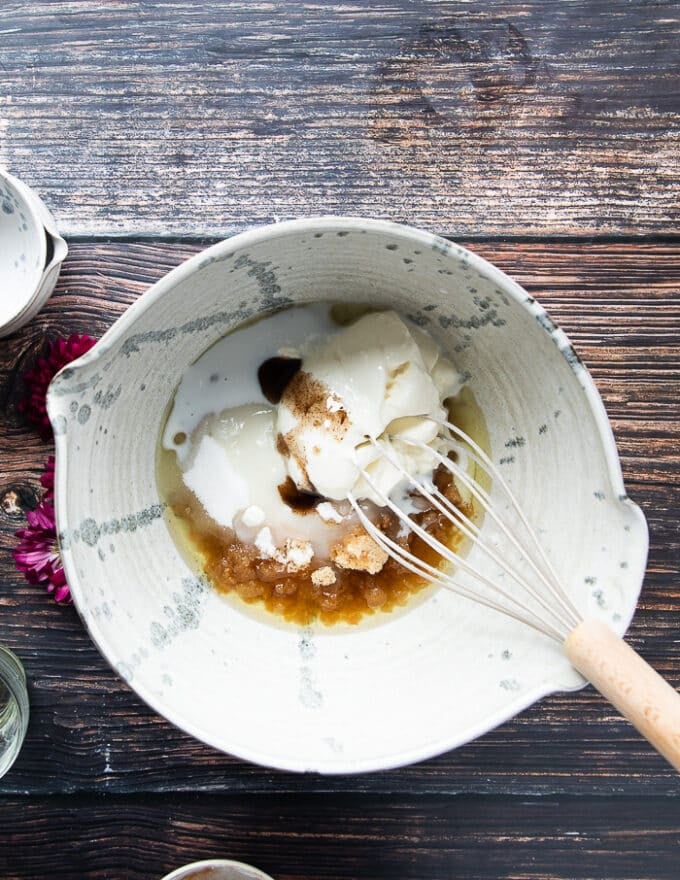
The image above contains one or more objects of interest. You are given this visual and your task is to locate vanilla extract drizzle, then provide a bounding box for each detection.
[277,476,324,514]
[257,356,302,404]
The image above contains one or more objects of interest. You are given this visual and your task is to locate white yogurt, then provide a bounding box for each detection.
[163,303,336,464]
[162,304,466,562]
[162,305,349,557]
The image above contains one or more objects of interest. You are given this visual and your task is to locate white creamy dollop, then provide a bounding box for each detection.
[183,405,284,532]
[163,305,464,563]
[181,403,347,555]
[277,311,463,505]
[163,303,336,466]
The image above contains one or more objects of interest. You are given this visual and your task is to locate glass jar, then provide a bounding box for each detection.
[0,646,30,779]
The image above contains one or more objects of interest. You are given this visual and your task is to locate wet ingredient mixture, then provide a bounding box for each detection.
[157,304,481,625]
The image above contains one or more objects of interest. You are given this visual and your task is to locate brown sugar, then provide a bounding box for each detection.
[168,459,473,627]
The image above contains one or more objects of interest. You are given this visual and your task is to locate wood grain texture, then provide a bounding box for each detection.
[0,0,678,237]
[1,793,680,880]
[0,240,678,800]
[1,4,678,874]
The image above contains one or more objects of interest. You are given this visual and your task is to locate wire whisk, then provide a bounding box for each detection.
[347,419,680,772]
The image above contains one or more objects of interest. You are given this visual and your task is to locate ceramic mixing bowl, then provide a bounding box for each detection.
[47,218,648,773]
[0,168,68,337]
[160,859,274,880]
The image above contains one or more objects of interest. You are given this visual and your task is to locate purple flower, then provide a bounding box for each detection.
[14,334,95,603]
[18,334,96,439]
[13,467,70,604]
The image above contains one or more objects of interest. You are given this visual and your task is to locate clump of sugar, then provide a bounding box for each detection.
[241,505,266,527]
[311,566,337,587]
[284,538,314,571]
[317,501,344,524]
[255,527,314,572]
[330,526,389,575]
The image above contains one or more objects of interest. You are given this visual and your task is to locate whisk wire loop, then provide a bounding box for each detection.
[349,458,565,642]
[395,436,581,636]
[347,491,566,642]
[435,417,582,627]
[350,421,680,771]
[354,420,587,640]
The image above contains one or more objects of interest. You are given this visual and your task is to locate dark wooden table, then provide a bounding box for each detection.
[1,2,679,878]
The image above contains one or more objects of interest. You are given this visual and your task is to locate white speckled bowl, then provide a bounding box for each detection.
[47,218,648,773]
[160,859,274,880]
[0,168,68,337]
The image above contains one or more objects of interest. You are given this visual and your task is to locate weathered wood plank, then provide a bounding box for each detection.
[0,240,678,796]
[1,793,679,880]
[0,1,678,236]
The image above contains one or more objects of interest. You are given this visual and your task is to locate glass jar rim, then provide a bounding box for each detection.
[0,646,29,716]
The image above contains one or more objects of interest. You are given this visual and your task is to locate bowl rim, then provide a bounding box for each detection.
[47,216,649,774]
[159,859,274,880]
[50,214,646,522]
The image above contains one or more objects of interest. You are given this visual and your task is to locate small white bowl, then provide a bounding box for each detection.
[47,218,648,773]
[0,168,68,337]
[160,859,274,880]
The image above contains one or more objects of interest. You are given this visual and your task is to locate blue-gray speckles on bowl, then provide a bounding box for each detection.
[46,217,648,774]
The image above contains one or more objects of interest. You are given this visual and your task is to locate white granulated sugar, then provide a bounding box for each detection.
[283,538,314,569]
[242,505,266,527]
[317,501,344,524]
[254,529,313,570]
[278,345,300,359]
[255,526,278,558]
[183,434,249,528]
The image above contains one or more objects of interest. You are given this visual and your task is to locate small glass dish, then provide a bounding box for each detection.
[0,646,30,779]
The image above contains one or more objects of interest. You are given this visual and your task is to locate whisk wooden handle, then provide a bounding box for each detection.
[564,619,680,772]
